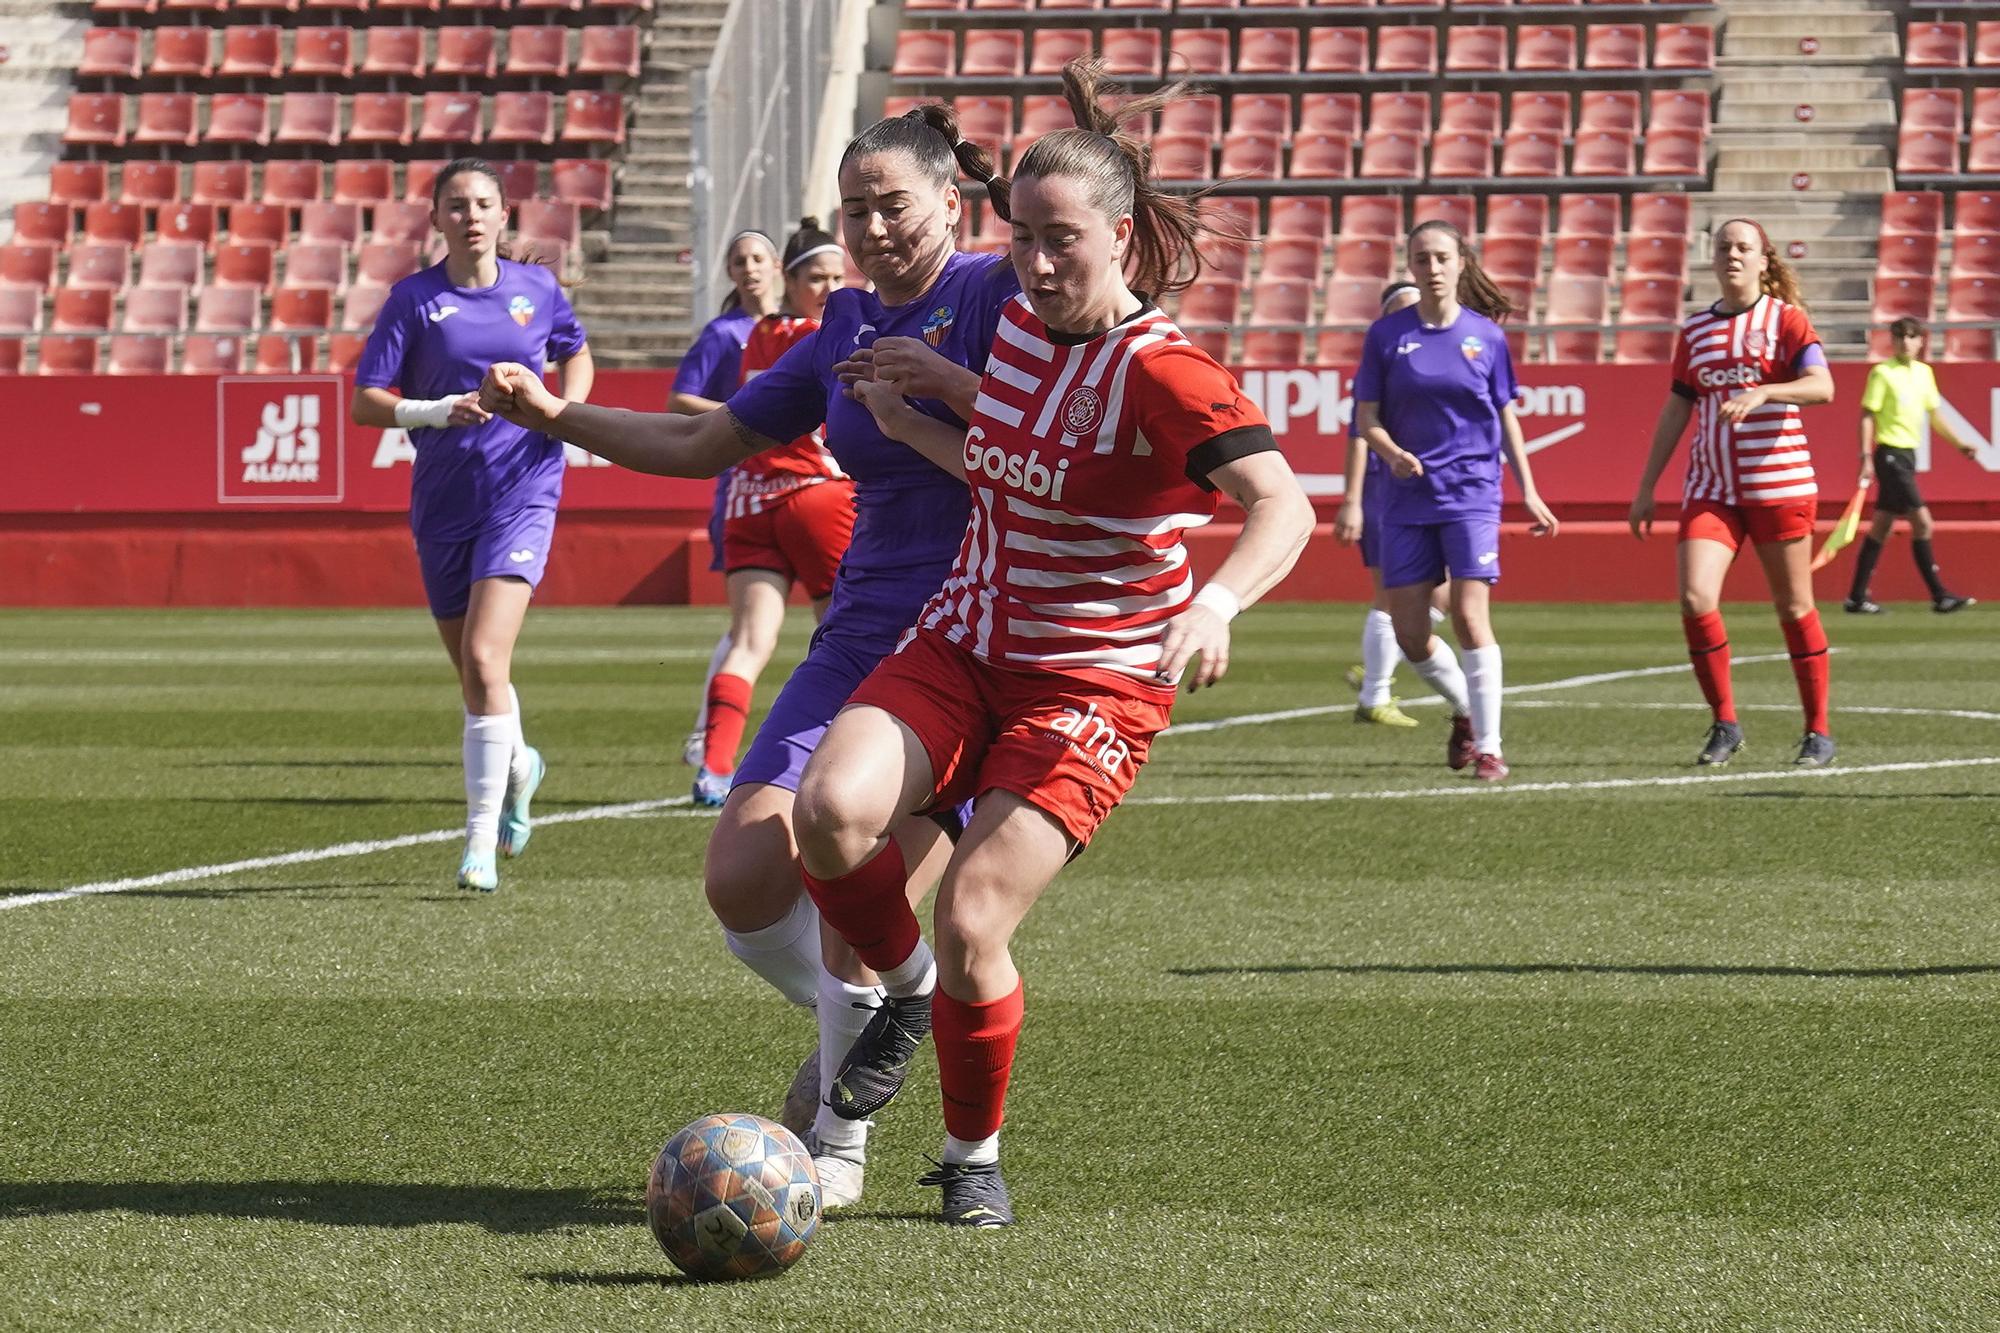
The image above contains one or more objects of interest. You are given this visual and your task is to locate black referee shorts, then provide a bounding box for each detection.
[1874,446,1925,514]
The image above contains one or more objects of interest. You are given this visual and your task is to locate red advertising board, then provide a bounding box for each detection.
[8,364,2000,516]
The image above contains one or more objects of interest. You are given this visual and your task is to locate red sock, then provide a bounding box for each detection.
[801,841,920,974]
[1681,611,1736,724]
[934,982,1024,1143]
[701,673,753,774]
[1780,609,1830,735]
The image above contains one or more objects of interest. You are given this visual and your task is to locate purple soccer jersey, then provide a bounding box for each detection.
[1352,305,1518,522]
[355,258,587,543]
[723,248,1021,792]
[674,311,756,572]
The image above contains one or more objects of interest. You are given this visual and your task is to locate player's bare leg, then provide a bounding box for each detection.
[1388,580,1473,768]
[438,576,534,891]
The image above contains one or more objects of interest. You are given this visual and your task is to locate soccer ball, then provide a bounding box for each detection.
[646,1112,820,1280]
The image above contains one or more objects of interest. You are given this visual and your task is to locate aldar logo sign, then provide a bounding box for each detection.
[1237,369,1588,496]
[216,377,345,504]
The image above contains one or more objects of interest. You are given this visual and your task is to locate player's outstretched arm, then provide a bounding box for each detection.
[1499,405,1558,537]
[851,377,969,479]
[1629,394,1693,540]
[480,362,773,478]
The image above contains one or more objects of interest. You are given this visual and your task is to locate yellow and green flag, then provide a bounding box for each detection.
[1811,486,1868,571]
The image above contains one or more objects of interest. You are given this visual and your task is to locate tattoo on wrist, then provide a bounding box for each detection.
[725,408,757,449]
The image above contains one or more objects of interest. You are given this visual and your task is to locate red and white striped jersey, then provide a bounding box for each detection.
[1669,294,1823,505]
[915,295,1277,696]
[728,314,844,518]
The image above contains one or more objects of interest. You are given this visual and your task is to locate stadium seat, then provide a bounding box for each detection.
[255,334,319,374]
[1332,236,1393,283]
[342,283,392,332]
[1237,28,1301,74]
[1978,21,2000,67]
[501,25,570,77]
[52,163,112,210]
[1289,134,1353,181]
[518,0,583,12]
[491,161,539,203]
[1515,24,1578,72]
[1649,89,1711,135]
[1572,129,1635,177]
[1243,278,1313,365]
[1097,28,1162,79]
[948,96,1009,158]
[1166,30,1228,77]
[1628,192,1690,240]
[1315,276,1380,366]
[1869,276,1934,357]
[84,202,145,248]
[1011,94,1068,157]
[1263,236,1326,287]
[1905,22,1967,69]
[0,245,58,292]
[1369,93,1432,140]
[1199,194,1258,247]
[333,161,396,207]
[1159,94,1222,145]
[299,201,363,249]
[51,288,114,332]
[1899,129,1959,177]
[196,286,260,332]
[1582,24,1643,71]
[1640,129,1706,178]
[1485,193,1548,241]
[259,162,323,211]
[281,244,346,296]
[1615,277,1680,364]
[1578,90,1640,136]
[12,203,71,249]
[1951,233,2000,280]
[1430,132,1494,181]
[1653,24,1713,71]
[79,28,143,79]
[156,202,219,249]
[1509,91,1571,137]
[218,26,283,78]
[1231,94,1293,145]
[1218,131,1281,181]
[1480,236,1542,286]
[361,29,427,78]
[227,203,289,248]
[518,199,581,248]
[37,335,102,375]
[1875,233,1938,282]
[0,339,20,374]
[1967,130,2000,176]
[562,91,625,143]
[1195,232,1249,289]
[1445,26,1506,75]
[1267,195,1332,243]
[137,240,203,291]
[0,288,40,335]
[1958,191,2000,236]
[107,333,172,375]
[305,0,372,10]
[149,26,215,77]
[1150,132,1211,182]
[191,162,252,207]
[1305,27,1366,76]
[372,201,433,244]
[161,0,229,11]
[350,95,414,146]
[1028,29,1092,77]
[491,92,555,145]
[1440,92,1502,138]
[1546,275,1608,362]
[276,95,342,149]
[1299,93,1362,140]
[1974,89,2000,137]
[1880,190,1944,238]
[576,25,641,78]
[292,27,354,78]
[1174,278,1242,359]
[418,93,485,145]
[1557,192,1620,240]
[1944,275,2000,360]
[205,94,272,147]
[1499,130,1562,178]
[65,242,131,292]
[892,31,953,79]
[1375,26,1438,76]
[1901,89,1963,135]
[182,335,246,375]
[1551,233,1612,279]
[214,241,278,290]
[434,27,499,78]
[1626,235,1687,282]
[1412,193,1476,238]
[1360,131,1423,181]
[356,240,425,288]
[123,283,190,331]
[64,95,128,147]
[961,31,1025,78]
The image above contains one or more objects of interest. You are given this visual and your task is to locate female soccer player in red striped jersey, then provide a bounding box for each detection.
[693,218,858,806]
[789,58,1314,1227]
[1629,219,1837,768]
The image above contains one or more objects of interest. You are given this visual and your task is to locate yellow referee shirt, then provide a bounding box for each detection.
[1860,358,1940,451]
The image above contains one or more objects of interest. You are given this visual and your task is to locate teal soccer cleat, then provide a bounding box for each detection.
[499,746,545,859]
[457,844,499,893]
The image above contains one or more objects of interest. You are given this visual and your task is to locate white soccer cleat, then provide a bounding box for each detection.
[692,766,731,809]
[778,1044,820,1139]
[811,1144,865,1210]
[498,746,545,859]
[681,727,706,767]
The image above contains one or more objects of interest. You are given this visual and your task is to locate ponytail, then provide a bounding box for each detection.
[1408,220,1515,321]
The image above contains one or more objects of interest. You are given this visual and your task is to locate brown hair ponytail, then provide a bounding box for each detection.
[839,101,1012,222]
[1011,56,1208,296]
[1408,220,1515,321]
[1719,217,1808,312]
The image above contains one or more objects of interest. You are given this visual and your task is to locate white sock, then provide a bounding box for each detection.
[879,938,937,999]
[694,633,732,731]
[462,712,512,852]
[812,970,883,1154]
[506,684,532,788]
[943,1132,1000,1166]
[1410,640,1470,715]
[1465,644,1503,755]
[1429,604,1448,626]
[1359,608,1398,708]
[722,893,821,1008]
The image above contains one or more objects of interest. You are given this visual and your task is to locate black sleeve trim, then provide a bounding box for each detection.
[1186,423,1280,491]
[1670,382,1697,402]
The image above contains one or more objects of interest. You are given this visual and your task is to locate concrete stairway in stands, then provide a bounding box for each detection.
[0,2,84,232]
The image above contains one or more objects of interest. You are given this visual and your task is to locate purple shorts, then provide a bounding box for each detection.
[1380,512,1500,589]
[1358,476,1386,570]
[416,504,556,620]
[735,614,910,793]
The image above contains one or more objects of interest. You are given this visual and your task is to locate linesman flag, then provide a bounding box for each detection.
[1811,486,1868,572]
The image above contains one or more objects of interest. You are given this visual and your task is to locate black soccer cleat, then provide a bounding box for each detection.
[1697,721,1744,767]
[919,1159,1014,1227]
[1934,594,1976,615]
[826,990,931,1121]
[1843,598,1884,615]
[1794,731,1837,768]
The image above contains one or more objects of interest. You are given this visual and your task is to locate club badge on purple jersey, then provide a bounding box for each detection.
[921,305,955,347]
[509,294,535,327]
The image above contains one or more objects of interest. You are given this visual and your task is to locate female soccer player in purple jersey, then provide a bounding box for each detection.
[349,158,593,893]
[671,230,783,772]
[480,107,1019,1208]
[1353,221,1558,782]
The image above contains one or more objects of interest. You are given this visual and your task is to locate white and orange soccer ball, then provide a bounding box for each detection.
[646,1113,820,1280]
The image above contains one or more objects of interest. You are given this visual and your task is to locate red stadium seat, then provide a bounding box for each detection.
[283,244,347,294]
[892,31,953,79]
[299,201,363,249]
[182,335,246,375]
[1316,277,1383,367]
[1546,275,1608,362]
[1870,276,1934,356]
[205,94,272,147]
[1978,21,2000,67]
[1958,191,2000,237]
[1150,132,1211,182]
[255,334,319,374]
[161,0,228,11]
[218,26,283,78]
[576,25,640,78]
[1876,233,1940,281]
[1331,236,1393,282]
[1898,128,1959,177]
[79,28,143,78]
[1289,134,1353,181]
[1411,193,1475,238]
[1578,90,1640,136]
[123,284,190,331]
[262,162,325,209]
[0,339,21,375]
[1231,94,1293,145]
[1628,192,1690,240]
[12,203,71,249]
[1951,233,2000,280]
[372,201,433,245]
[214,241,278,290]
[1263,237,1326,286]
[950,96,1011,158]
[361,29,427,78]
[961,31,1025,78]
[1375,26,1437,76]
[1359,131,1423,181]
[1653,24,1713,71]
[1944,275,2000,360]
[1243,278,1313,365]
[1480,237,1541,286]
[277,93,343,149]
[1642,128,1706,177]
[502,25,570,77]
[84,201,145,247]
[562,91,625,143]
[107,333,172,375]
[1485,193,1549,241]
[1967,129,2000,176]
[1305,27,1366,75]
[1445,26,1506,75]
[1369,92,1432,141]
[91,0,158,14]
[0,288,41,335]
[1159,94,1221,144]
[1199,194,1258,249]
[1975,89,2000,136]
[1905,22,1966,69]
[1626,235,1687,282]
[1615,277,1680,364]
[1430,132,1494,181]
[0,245,58,292]
[1649,89,1711,135]
[1166,30,1228,77]
[191,161,252,207]
[37,335,102,375]
[65,242,130,292]
[418,93,485,145]
[1098,28,1162,79]
[434,26,499,78]
[1583,24,1643,71]
[1028,29,1092,77]
[227,203,289,248]
[490,160,538,203]
[1556,192,1620,239]
[1571,129,1635,177]
[1238,28,1302,74]
[349,95,414,146]
[1880,191,1944,238]
[156,202,219,249]
[1300,93,1361,140]
[292,27,354,78]
[1196,227,1248,286]
[1500,130,1562,178]
[518,199,581,247]
[137,240,203,291]
[1267,195,1332,244]
[1174,278,1241,362]
[1551,233,1613,279]
[52,163,112,212]
[1516,24,1578,72]
[356,240,424,288]
[1901,89,1963,135]
[64,95,128,147]
[518,0,582,12]
[332,161,395,207]
[1509,91,1571,137]
[490,92,555,145]
[149,25,214,77]
[196,286,260,331]
[1218,131,1282,181]
[341,286,390,337]
[305,0,371,10]
[1440,92,1501,138]
[51,288,115,332]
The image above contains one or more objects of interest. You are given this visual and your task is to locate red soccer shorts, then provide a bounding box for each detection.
[1679,496,1817,551]
[722,478,856,600]
[846,629,1174,848]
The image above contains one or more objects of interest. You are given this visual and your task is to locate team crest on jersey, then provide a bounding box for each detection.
[921,305,956,347]
[508,294,536,327]
[1460,335,1485,360]
[1745,329,1769,356]
[1061,385,1103,436]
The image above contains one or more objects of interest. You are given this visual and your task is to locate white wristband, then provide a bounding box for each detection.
[393,397,456,430]
[1191,582,1242,623]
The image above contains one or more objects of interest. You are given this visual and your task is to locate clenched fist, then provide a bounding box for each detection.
[480,362,564,431]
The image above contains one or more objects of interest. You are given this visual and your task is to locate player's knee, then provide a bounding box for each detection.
[1911,510,1935,539]
[704,850,792,932]
[934,882,1010,983]
[1678,588,1717,618]
[792,778,880,880]
[1778,596,1816,623]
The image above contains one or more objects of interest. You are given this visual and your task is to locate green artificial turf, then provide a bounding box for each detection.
[2,603,1997,1331]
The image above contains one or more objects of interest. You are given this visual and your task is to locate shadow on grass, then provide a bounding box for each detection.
[0,1181,642,1233]
[1171,962,2000,980]
[524,1270,699,1289]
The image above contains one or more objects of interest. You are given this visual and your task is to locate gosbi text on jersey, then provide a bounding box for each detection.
[916,294,1277,694]
[1669,293,1824,506]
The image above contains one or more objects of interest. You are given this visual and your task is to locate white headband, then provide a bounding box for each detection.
[785,243,843,272]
